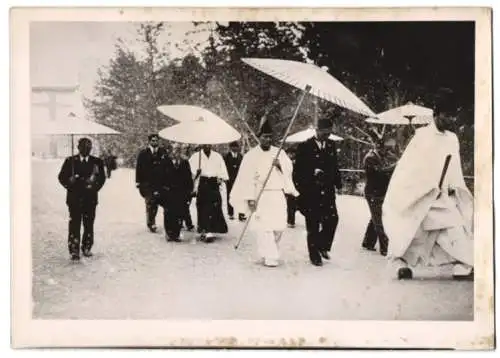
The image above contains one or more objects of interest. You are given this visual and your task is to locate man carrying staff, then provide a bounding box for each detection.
[383,105,474,280]
[223,141,246,222]
[58,137,106,261]
[230,117,298,267]
[293,117,342,267]
[161,143,194,242]
[189,144,229,243]
[135,134,168,233]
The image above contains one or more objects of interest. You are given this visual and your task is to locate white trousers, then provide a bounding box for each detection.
[256,230,282,262]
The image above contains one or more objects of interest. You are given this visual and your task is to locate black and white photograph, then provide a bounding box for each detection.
[11,7,493,349]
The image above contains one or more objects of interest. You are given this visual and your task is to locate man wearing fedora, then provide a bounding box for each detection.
[293,117,342,266]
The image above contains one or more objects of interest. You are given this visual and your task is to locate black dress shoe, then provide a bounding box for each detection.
[147,224,158,233]
[71,254,80,261]
[82,250,93,257]
[380,251,388,257]
[167,237,181,242]
[320,250,330,260]
[397,267,413,280]
[362,245,376,251]
[229,216,235,220]
[310,259,323,267]
[238,214,246,222]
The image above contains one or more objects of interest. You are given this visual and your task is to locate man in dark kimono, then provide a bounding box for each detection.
[58,137,106,261]
[161,143,194,242]
[135,134,168,233]
[223,141,246,222]
[361,137,398,256]
[293,117,342,266]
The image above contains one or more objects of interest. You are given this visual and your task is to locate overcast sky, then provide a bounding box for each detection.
[30,21,211,102]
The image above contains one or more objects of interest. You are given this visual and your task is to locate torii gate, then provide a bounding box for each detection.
[31,84,79,157]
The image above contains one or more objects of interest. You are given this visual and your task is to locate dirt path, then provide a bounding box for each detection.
[31,159,473,320]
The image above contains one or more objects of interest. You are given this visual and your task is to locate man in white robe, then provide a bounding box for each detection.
[382,108,474,280]
[230,119,298,267]
[189,145,229,243]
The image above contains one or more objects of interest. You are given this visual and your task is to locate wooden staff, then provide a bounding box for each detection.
[234,85,312,250]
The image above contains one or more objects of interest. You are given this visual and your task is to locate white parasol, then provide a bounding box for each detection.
[286,127,343,143]
[157,105,225,124]
[32,112,120,174]
[32,113,120,137]
[242,58,376,117]
[366,103,433,125]
[158,107,241,145]
[234,58,374,250]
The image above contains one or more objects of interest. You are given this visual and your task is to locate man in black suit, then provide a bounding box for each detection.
[58,137,106,261]
[293,117,342,266]
[161,143,194,242]
[223,141,246,221]
[135,134,168,233]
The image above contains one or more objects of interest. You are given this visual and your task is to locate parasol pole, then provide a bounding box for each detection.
[234,85,312,250]
[216,81,260,144]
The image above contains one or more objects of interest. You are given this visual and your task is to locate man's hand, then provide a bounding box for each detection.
[247,200,257,213]
[69,174,79,184]
[136,183,140,189]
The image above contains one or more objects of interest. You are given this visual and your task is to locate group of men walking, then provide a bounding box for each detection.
[57,104,474,280]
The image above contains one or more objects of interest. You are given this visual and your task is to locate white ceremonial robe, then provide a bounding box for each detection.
[188,150,229,181]
[230,146,298,264]
[382,120,474,274]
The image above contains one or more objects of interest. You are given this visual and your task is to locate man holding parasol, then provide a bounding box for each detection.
[230,116,298,267]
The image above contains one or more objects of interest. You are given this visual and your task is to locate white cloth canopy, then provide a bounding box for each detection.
[285,127,343,143]
[242,58,376,117]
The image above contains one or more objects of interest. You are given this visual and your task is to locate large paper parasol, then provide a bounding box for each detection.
[157,105,224,124]
[366,103,433,125]
[32,112,120,154]
[234,58,374,250]
[32,112,120,174]
[286,127,343,143]
[158,106,241,145]
[242,58,376,117]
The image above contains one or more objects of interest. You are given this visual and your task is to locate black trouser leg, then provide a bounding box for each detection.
[305,214,321,262]
[184,201,194,228]
[81,204,96,253]
[361,219,377,249]
[164,205,182,240]
[367,196,389,254]
[226,184,234,217]
[286,195,296,225]
[145,196,158,227]
[320,202,339,252]
[68,205,82,257]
